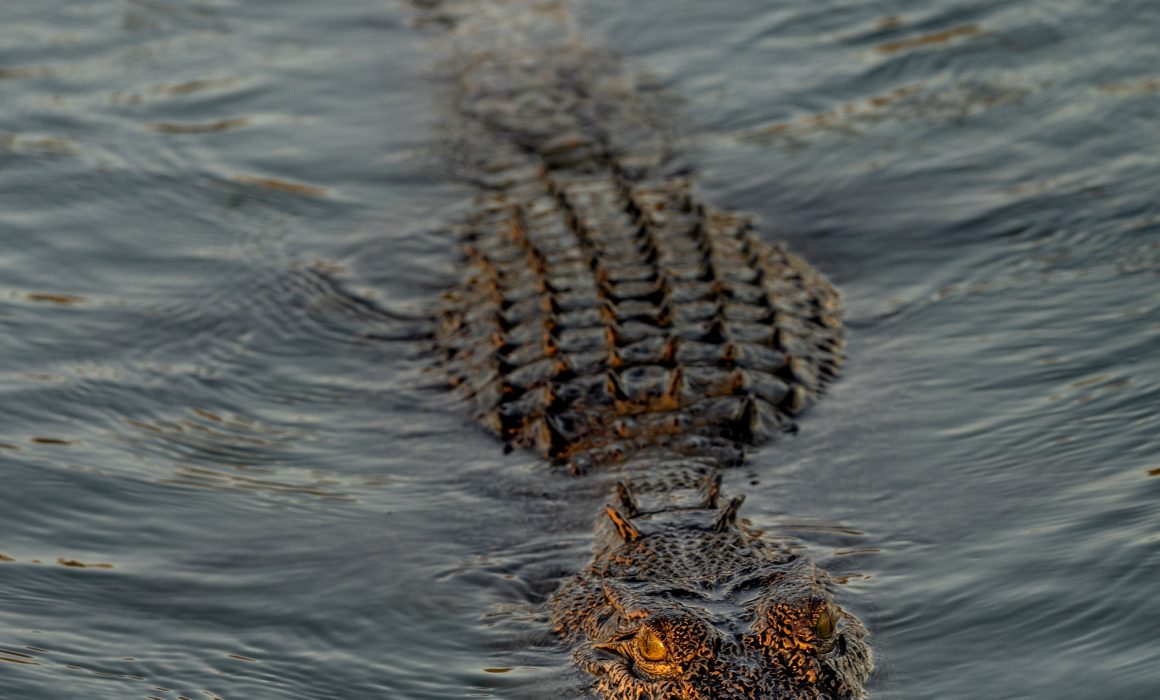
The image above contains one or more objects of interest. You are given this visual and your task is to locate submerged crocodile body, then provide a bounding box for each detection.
[421,1,872,697]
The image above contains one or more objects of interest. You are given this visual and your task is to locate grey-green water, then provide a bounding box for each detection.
[1,0,1158,698]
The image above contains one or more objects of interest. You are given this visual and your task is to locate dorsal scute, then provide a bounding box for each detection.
[436,170,844,467]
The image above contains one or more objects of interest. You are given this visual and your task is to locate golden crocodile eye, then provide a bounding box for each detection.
[815,605,837,642]
[636,628,668,662]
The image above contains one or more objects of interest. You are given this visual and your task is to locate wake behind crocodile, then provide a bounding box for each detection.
[415,1,873,696]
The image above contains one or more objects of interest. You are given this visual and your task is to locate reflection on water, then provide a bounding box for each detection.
[1,0,1158,698]
[230,175,329,198]
[739,79,1031,145]
[147,116,252,134]
[873,24,983,54]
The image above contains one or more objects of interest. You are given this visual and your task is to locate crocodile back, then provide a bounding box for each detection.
[435,169,844,468]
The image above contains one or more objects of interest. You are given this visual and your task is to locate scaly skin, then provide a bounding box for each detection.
[418,0,873,696]
[549,456,871,699]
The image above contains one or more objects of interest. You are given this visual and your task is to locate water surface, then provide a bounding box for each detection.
[1,0,1158,698]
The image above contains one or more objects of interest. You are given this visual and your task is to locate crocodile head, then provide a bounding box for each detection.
[553,512,871,699]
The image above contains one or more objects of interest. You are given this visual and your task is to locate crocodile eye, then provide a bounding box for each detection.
[636,627,668,662]
[814,605,838,643]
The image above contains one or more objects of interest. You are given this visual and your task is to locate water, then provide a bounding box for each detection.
[1,0,1157,698]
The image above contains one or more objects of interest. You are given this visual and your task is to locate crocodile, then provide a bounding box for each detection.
[420,1,873,697]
